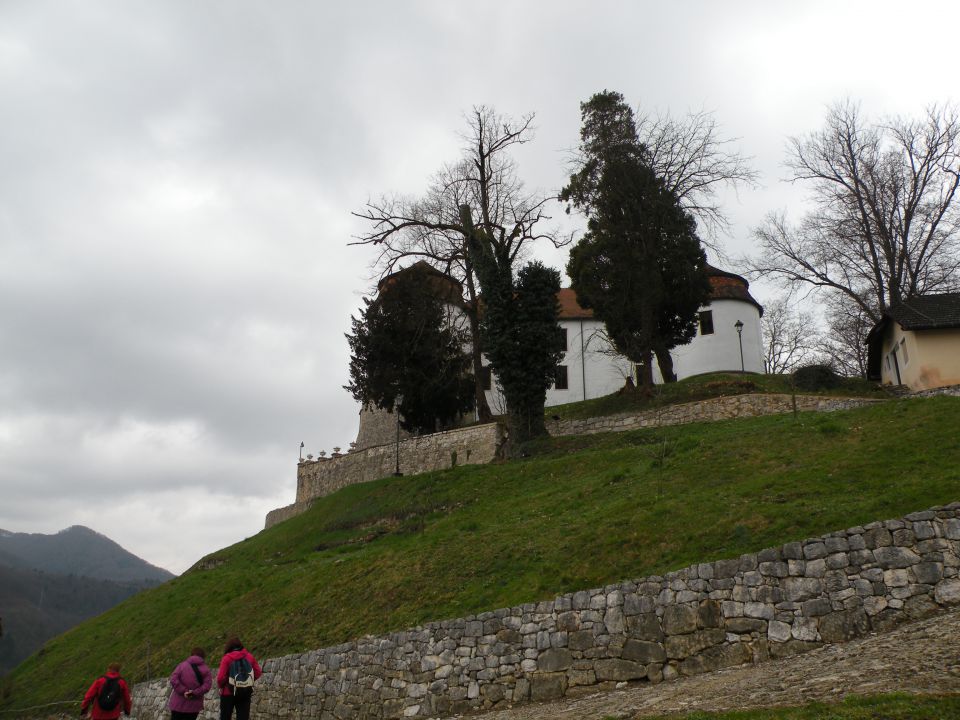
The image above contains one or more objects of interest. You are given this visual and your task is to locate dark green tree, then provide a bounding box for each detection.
[459,205,565,446]
[563,91,711,385]
[345,265,474,434]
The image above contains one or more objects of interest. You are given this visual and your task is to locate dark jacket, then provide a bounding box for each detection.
[216,648,262,697]
[81,672,132,719]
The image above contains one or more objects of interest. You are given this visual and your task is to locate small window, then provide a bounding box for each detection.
[480,366,492,391]
[559,327,568,351]
[554,365,569,390]
[698,310,714,335]
[885,355,891,371]
[900,338,909,365]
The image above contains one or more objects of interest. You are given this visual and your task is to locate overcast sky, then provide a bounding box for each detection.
[1,1,957,575]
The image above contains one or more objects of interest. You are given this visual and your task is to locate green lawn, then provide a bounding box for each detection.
[641,693,960,719]
[2,397,959,715]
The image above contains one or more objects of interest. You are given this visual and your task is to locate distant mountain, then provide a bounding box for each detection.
[0,526,173,675]
[0,526,174,583]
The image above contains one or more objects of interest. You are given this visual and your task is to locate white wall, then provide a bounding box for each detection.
[483,298,764,413]
[671,299,764,378]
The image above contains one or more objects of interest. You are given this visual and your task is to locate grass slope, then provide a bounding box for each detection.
[3,397,960,714]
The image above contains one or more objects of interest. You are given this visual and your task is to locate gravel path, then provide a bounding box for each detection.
[467,607,960,719]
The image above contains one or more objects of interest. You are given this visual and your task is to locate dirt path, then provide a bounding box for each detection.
[467,608,960,719]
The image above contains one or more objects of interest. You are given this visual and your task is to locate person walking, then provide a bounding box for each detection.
[80,662,132,719]
[216,637,262,720]
[168,646,212,720]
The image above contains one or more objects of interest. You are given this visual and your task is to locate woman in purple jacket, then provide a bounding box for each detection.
[168,647,212,720]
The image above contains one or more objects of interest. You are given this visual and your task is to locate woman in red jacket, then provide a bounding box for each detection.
[216,637,262,720]
[81,662,132,719]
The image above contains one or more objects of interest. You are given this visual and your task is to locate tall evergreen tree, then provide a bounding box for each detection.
[345,265,474,434]
[563,91,711,385]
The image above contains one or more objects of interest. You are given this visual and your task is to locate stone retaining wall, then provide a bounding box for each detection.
[136,502,960,720]
[546,393,881,437]
[266,422,504,528]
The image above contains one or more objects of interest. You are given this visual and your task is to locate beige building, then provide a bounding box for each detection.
[866,293,960,391]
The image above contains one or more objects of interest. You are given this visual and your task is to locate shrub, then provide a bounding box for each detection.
[793,364,840,391]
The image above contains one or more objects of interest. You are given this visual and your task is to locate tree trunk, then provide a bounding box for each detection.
[654,344,677,383]
[462,265,493,423]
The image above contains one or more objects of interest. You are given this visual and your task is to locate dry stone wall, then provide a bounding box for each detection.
[136,502,960,720]
[266,423,504,528]
[546,393,881,437]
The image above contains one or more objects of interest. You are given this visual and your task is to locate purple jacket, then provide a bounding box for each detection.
[168,655,212,713]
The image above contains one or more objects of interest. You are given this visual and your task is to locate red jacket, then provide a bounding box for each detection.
[81,672,132,719]
[216,648,262,696]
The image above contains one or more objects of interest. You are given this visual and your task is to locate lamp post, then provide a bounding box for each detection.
[393,397,403,477]
[734,320,745,372]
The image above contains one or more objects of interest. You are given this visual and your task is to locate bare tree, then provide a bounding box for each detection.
[352,107,566,422]
[637,107,758,248]
[760,296,819,374]
[749,101,960,327]
[816,293,873,378]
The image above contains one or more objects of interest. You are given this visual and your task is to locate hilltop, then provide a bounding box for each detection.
[0,526,173,676]
[2,393,959,714]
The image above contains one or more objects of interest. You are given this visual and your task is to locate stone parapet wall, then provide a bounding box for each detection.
[546,393,881,437]
[137,502,960,720]
[910,384,960,398]
[265,422,504,528]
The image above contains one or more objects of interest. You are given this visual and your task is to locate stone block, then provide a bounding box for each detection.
[529,673,567,702]
[713,558,741,579]
[537,648,572,672]
[818,609,869,643]
[724,617,766,633]
[863,527,893,549]
[664,629,726,659]
[791,617,819,642]
[697,600,723,628]
[783,577,823,602]
[594,658,647,681]
[767,620,791,642]
[626,612,663,641]
[803,542,827,560]
[874,546,921,569]
[800,597,833,617]
[913,562,944,585]
[622,639,667,664]
[679,642,752,676]
[782,541,804,560]
[661,605,698,635]
[934,579,960,605]
[744,602,774,620]
[568,630,594,651]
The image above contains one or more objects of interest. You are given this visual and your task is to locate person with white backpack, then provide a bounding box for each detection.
[215,637,262,720]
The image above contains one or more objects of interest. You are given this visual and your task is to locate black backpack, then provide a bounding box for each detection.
[228,657,254,698]
[98,676,123,711]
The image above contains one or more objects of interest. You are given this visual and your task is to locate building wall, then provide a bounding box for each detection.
[134,502,960,720]
[670,299,764,379]
[880,323,960,391]
[266,422,504,528]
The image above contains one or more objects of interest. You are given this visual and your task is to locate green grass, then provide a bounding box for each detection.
[2,397,959,715]
[547,372,887,421]
[642,692,960,718]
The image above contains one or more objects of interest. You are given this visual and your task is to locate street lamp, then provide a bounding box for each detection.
[734,320,745,372]
[393,397,404,477]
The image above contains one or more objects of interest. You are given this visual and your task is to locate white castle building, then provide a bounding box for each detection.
[482,264,764,412]
[353,262,764,449]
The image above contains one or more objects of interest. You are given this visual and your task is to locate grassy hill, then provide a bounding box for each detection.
[3,395,960,714]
